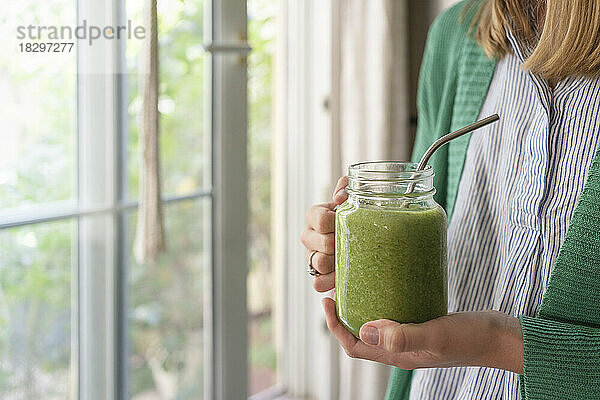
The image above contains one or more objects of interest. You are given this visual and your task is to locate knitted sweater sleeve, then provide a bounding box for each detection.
[519,316,600,399]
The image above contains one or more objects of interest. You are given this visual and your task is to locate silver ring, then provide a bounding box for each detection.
[307,250,321,276]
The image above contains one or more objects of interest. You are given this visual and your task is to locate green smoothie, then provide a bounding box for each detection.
[335,201,448,338]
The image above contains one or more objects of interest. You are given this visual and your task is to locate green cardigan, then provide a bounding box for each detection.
[385,1,600,399]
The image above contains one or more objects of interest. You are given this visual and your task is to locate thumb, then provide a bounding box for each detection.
[359,320,429,353]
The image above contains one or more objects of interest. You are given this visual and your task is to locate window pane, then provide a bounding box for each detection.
[126,0,208,199]
[128,199,208,399]
[247,0,277,395]
[0,220,76,399]
[0,1,76,209]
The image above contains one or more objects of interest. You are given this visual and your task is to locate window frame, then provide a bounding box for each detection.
[205,0,249,398]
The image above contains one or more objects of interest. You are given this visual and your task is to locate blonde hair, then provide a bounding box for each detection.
[473,0,600,81]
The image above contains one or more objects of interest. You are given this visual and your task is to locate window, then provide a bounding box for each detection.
[0,220,76,398]
[1,0,261,399]
[127,201,210,399]
[124,0,210,397]
[1,0,77,398]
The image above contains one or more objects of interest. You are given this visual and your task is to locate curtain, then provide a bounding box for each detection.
[338,0,410,169]
[334,0,410,399]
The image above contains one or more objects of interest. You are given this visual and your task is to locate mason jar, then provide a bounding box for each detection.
[335,161,448,338]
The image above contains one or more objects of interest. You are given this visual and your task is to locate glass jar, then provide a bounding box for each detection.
[335,161,448,338]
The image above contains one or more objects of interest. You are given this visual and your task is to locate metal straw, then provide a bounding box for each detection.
[406,114,500,195]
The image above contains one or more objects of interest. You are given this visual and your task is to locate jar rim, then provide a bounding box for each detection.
[349,161,433,180]
[347,161,435,199]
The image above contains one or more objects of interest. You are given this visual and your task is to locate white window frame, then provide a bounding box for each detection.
[205,0,249,398]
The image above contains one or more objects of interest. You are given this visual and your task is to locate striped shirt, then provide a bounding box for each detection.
[409,31,600,399]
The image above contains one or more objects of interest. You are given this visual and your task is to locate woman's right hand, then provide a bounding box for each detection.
[301,176,349,292]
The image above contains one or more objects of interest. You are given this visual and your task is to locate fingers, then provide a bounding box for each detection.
[300,229,334,255]
[323,298,359,353]
[313,272,334,292]
[305,249,334,274]
[306,248,335,292]
[332,176,349,205]
[359,319,431,354]
[302,203,336,293]
[333,176,348,196]
[322,298,387,361]
[305,204,336,233]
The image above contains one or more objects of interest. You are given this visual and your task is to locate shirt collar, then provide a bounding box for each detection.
[506,27,589,99]
[505,28,528,63]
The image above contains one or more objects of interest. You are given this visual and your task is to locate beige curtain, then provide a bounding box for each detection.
[134,0,166,264]
[334,0,410,399]
[338,0,410,169]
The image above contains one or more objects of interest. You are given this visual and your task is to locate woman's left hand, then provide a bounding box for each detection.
[322,298,524,374]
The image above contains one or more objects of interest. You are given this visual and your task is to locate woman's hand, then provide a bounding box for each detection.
[323,298,524,374]
[300,176,349,292]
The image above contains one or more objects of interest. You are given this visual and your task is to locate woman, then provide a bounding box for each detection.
[301,0,600,398]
